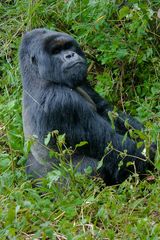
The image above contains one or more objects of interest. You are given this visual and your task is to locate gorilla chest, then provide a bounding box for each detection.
[23,87,94,143]
[45,88,95,138]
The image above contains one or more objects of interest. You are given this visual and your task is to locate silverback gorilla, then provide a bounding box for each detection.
[19,28,154,185]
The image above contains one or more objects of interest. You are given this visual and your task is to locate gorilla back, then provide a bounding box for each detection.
[19,28,152,185]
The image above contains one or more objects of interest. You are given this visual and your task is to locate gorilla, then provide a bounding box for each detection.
[19,28,155,185]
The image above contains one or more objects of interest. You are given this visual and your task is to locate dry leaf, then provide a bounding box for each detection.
[157,9,160,19]
[146,175,155,182]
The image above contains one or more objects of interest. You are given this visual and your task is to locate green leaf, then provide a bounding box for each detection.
[75,141,88,148]
[126,161,134,167]
[6,207,15,225]
[119,6,130,19]
[57,133,66,144]
[49,150,59,158]
[122,132,128,145]
[24,136,36,154]
[97,157,104,170]
[47,170,62,188]
[84,166,93,175]
[117,49,128,59]
[44,132,51,146]
[108,111,115,130]
[155,161,160,171]
[137,141,144,149]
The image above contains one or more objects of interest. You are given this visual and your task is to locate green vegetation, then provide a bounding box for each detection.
[0,0,160,239]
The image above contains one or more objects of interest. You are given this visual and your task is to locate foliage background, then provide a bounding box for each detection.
[0,0,160,239]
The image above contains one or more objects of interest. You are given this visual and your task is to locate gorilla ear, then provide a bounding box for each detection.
[30,55,37,65]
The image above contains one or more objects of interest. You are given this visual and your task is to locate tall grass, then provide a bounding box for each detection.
[0,1,160,239]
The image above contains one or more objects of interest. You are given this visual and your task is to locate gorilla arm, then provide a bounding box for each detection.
[76,83,156,163]
[79,82,144,135]
[78,83,156,161]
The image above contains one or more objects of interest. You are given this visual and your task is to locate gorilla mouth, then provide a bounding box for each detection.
[66,61,85,69]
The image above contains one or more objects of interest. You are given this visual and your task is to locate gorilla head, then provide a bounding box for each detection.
[20,28,87,88]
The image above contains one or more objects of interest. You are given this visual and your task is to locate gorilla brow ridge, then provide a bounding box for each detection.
[44,35,74,53]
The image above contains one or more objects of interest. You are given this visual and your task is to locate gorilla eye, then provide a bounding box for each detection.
[64,42,73,50]
[51,46,61,55]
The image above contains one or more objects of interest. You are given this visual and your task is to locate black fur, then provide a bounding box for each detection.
[19,28,153,185]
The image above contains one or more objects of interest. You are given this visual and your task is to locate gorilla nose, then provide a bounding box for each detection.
[64,51,76,61]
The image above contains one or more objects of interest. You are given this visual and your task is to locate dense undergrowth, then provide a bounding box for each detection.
[0,0,160,239]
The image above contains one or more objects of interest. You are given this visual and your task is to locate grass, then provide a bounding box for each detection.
[0,1,160,239]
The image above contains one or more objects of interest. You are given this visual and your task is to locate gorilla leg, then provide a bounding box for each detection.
[26,138,99,179]
[26,152,52,179]
[74,111,148,184]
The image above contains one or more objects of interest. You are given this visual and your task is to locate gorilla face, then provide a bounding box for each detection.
[21,29,87,88]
